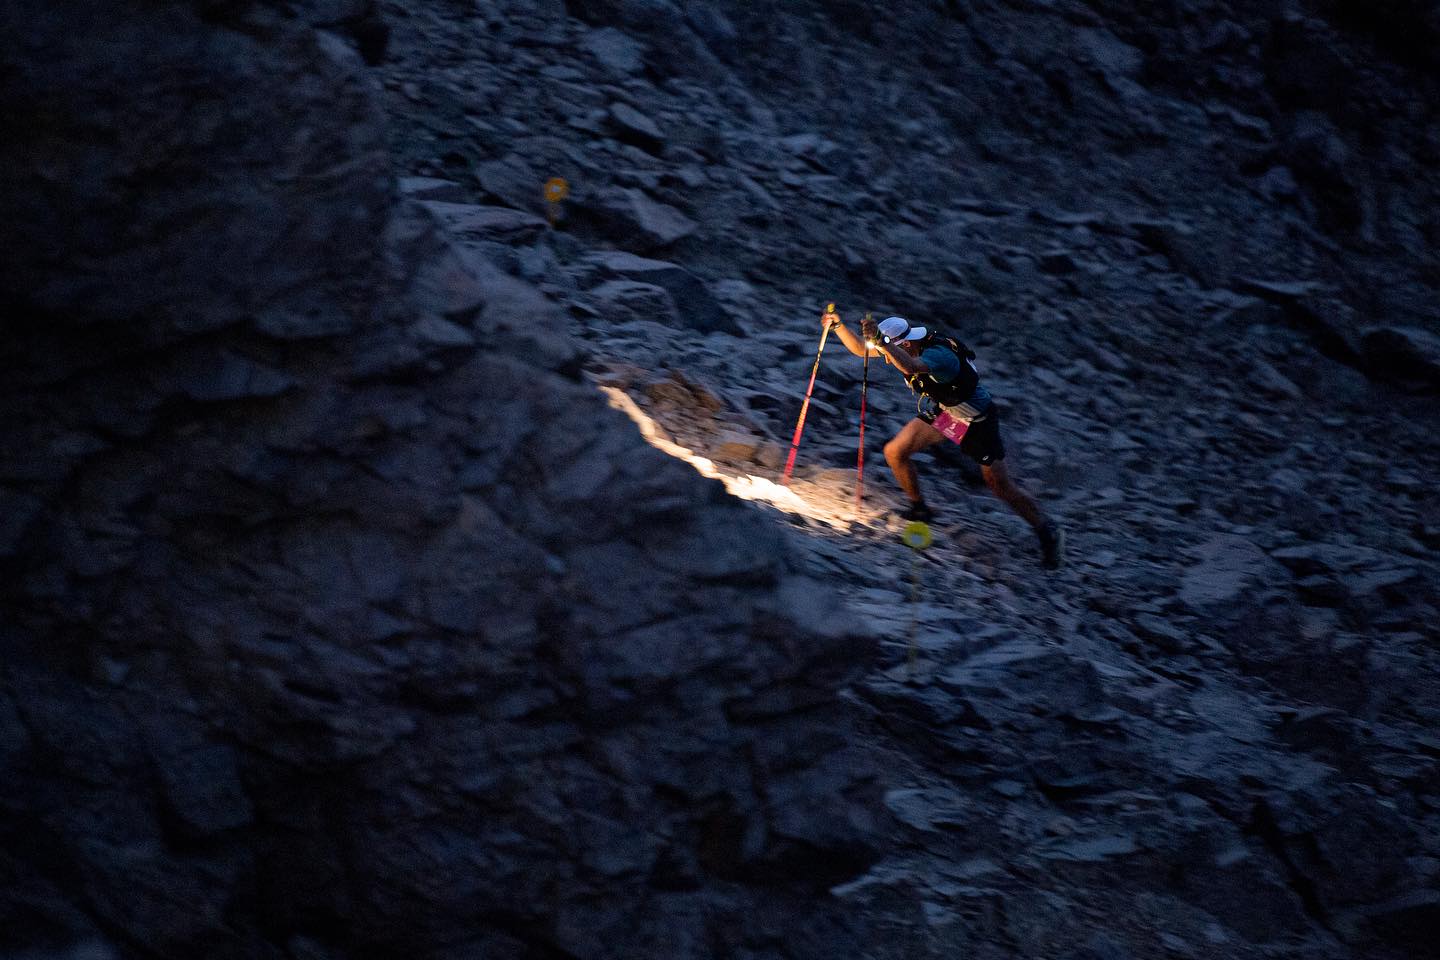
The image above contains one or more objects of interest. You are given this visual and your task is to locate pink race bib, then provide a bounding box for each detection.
[933,410,970,444]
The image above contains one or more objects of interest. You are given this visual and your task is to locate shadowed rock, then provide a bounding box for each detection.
[0,4,882,959]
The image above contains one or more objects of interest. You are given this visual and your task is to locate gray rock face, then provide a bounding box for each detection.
[0,4,881,959]
[4,0,1440,959]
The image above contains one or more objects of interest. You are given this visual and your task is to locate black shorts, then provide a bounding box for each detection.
[919,405,1006,466]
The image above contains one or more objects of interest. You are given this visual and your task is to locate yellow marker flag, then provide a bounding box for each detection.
[544,177,570,227]
[902,521,933,550]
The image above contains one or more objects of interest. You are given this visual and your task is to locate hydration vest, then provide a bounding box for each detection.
[903,330,980,407]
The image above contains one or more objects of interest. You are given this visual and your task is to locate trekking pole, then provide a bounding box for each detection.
[781,303,837,486]
[901,521,933,679]
[907,551,921,676]
[855,312,871,514]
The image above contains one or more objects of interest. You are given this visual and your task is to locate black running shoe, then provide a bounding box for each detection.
[900,500,935,522]
[1038,521,1065,569]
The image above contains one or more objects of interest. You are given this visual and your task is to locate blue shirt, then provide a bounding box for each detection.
[919,343,991,420]
[920,345,961,383]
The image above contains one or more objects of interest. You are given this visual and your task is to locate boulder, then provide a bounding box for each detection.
[580,251,741,335]
[608,101,666,150]
[1359,325,1440,391]
[162,350,296,402]
[1348,890,1440,954]
[1177,535,1287,613]
[416,201,549,245]
[398,177,469,202]
[581,26,646,75]
[474,154,546,212]
[588,279,678,325]
[1132,219,1231,288]
[582,186,698,249]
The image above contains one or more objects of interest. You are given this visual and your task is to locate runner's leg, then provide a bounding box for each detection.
[981,459,1046,530]
[884,418,946,503]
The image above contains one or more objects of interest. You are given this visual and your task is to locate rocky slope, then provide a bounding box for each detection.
[3,1,1439,959]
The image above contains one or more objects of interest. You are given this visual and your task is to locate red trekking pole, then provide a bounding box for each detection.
[781,304,837,486]
[855,312,870,513]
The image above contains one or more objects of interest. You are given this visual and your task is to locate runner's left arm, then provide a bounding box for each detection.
[827,310,884,358]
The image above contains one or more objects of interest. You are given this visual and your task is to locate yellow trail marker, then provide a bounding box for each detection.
[544,177,570,226]
[902,521,933,550]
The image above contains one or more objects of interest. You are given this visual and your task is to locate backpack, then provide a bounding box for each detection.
[903,330,979,407]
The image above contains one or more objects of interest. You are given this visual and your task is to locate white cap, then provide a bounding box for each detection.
[878,316,927,343]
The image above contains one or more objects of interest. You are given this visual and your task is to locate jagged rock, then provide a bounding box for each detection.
[735,172,783,225]
[1132,219,1231,287]
[683,5,740,60]
[1347,889,1440,953]
[1267,543,1420,604]
[581,27,646,75]
[1038,250,1079,274]
[1230,277,1327,301]
[416,200,549,245]
[0,3,388,351]
[580,251,740,335]
[1058,932,1132,960]
[410,314,476,349]
[1076,26,1145,83]
[883,786,970,833]
[474,153,546,212]
[937,643,1105,719]
[1283,111,1362,231]
[162,350,296,402]
[1248,357,1303,399]
[1360,325,1440,391]
[1257,165,1301,202]
[643,380,724,427]
[1177,535,1287,613]
[608,101,665,149]
[398,176,469,202]
[1036,832,1140,862]
[252,297,366,340]
[1263,787,1421,921]
[1274,706,1355,754]
[709,429,773,466]
[588,279,678,324]
[404,239,491,321]
[583,186,698,249]
[1166,814,1311,941]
